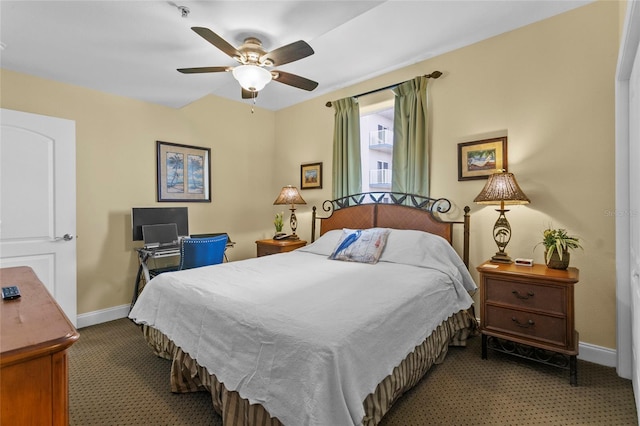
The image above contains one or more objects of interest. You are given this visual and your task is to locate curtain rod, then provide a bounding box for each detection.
[325,71,442,108]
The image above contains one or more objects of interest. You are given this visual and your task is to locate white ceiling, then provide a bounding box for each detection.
[0,1,593,111]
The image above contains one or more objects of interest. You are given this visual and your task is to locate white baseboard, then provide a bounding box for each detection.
[76,304,130,329]
[578,341,617,368]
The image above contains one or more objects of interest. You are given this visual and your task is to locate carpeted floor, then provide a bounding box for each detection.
[69,318,638,425]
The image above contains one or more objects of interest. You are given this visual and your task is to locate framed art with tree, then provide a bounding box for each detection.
[156,141,211,202]
[457,137,507,181]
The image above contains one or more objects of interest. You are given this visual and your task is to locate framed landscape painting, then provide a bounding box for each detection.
[457,137,507,181]
[300,162,322,189]
[156,141,211,202]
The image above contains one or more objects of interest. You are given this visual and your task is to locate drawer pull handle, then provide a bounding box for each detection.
[512,317,535,328]
[512,290,534,300]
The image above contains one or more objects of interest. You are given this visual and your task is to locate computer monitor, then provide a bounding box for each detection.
[131,207,188,241]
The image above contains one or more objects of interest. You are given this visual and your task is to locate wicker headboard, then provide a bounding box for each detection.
[311,192,470,267]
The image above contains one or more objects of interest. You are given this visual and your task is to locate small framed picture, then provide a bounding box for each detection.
[457,137,507,181]
[300,162,323,190]
[157,141,211,202]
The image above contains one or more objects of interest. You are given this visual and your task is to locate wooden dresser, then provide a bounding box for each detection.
[477,261,579,385]
[256,238,307,257]
[1,266,80,425]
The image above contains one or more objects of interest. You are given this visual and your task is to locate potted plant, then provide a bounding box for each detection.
[274,212,284,236]
[537,228,582,270]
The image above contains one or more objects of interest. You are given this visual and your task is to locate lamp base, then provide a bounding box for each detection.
[490,252,513,264]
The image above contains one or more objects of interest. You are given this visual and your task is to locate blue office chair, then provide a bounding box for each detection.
[178,234,228,270]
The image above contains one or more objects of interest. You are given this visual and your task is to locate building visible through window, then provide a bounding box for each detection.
[360,101,393,199]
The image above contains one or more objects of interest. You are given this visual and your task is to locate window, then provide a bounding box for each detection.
[360,99,394,192]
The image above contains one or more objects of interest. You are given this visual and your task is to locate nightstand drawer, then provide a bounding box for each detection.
[485,277,566,315]
[257,244,283,257]
[485,305,567,347]
[256,239,307,257]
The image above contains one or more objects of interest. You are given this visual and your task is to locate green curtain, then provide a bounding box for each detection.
[391,76,429,196]
[332,97,362,199]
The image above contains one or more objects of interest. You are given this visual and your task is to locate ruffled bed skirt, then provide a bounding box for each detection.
[141,309,477,426]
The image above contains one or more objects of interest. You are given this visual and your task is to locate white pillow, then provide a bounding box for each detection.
[379,228,449,263]
[296,229,344,256]
[379,229,477,294]
[328,228,391,264]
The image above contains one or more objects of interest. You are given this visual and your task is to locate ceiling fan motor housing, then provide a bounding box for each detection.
[238,37,272,66]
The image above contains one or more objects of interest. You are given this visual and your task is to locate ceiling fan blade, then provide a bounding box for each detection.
[272,71,318,91]
[242,89,258,99]
[261,40,314,66]
[191,27,241,59]
[177,66,231,74]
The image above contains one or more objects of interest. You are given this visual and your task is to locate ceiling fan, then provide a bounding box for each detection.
[178,27,319,99]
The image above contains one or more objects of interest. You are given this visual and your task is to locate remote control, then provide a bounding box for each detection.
[2,285,21,300]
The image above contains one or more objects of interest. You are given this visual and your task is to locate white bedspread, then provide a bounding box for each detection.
[129,229,475,426]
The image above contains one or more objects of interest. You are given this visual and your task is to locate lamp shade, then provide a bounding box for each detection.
[232,65,272,92]
[473,171,530,205]
[273,185,306,206]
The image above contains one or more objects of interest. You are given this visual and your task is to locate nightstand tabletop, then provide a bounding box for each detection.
[255,238,307,247]
[477,261,579,283]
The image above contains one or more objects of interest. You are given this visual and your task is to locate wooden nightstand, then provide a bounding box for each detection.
[256,238,307,257]
[477,261,579,385]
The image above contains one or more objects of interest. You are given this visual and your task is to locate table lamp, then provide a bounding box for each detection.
[474,170,530,263]
[273,185,306,239]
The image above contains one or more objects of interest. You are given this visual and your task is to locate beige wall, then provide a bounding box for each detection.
[0,0,621,349]
[276,0,621,349]
[1,71,278,313]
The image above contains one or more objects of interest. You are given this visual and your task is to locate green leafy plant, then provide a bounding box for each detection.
[274,212,284,233]
[537,228,583,264]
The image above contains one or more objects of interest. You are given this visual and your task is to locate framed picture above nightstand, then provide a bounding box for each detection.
[477,261,580,385]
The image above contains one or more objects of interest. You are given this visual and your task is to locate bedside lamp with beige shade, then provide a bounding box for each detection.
[474,170,530,263]
[273,185,306,240]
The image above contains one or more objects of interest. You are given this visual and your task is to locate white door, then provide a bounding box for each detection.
[0,108,77,326]
[630,37,640,409]
[617,1,640,416]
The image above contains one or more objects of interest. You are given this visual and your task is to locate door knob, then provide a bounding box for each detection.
[53,233,74,242]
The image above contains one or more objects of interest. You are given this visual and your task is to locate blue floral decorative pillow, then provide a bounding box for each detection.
[329,228,390,264]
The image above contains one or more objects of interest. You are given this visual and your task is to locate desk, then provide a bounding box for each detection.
[130,241,235,310]
[1,266,79,425]
[137,247,181,285]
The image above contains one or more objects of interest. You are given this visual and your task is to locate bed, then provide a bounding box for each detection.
[129,192,477,426]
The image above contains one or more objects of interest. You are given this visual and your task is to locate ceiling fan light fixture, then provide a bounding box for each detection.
[232,65,272,92]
